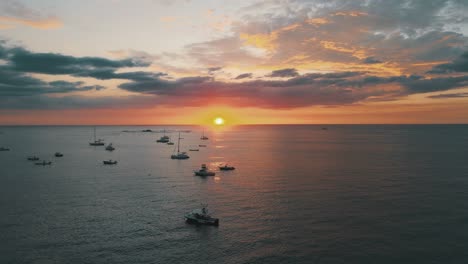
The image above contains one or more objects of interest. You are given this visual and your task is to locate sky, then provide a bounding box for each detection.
[1,0,468,125]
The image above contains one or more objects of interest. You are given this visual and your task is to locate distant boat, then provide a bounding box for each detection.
[35,161,52,166]
[89,127,105,146]
[322,127,328,130]
[156,129,170,143]
[27,156,40,161]
[189,148,199,151]
[200,129,208,140]
[171,131,190,159]
[105,143,115,151]
[0,147,10,151]
[167,139,175,145]
[54,152,63,157]
[219,164,235,171]
[103,160,117,165]
[194,164,216,176]
[141,129,153,132]
[185,204,219,226]
[199,144,207,147]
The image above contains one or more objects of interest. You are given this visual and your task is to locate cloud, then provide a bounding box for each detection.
[428,92,468,99]
[234,73,252,79]
[267,68,299,78]
[362,57,382,64]
[429,51,468,73]
[0,0,62,29]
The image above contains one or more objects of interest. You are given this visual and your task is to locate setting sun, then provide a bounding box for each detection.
[214,117,225,125]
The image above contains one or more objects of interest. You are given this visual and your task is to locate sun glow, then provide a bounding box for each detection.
[214,117,225,125]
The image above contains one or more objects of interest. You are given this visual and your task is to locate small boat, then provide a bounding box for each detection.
[194,164,216,176]
[219,164,235,171]
[199,144,207,147]
[200,129,209,140]
[171,132,190,159]
[35,161,52,166]
[322,127,328,130]
[141,129,153,132]
[185,205,219,226]
[105,143,115,151]
[89,127,105,146]
[167,141,174,145]
[27,156,40,161]
[54,152,64,157]
[103,160,117,165]
[0,147,10,151]
[156,129,170,143]
[189,148,199,151]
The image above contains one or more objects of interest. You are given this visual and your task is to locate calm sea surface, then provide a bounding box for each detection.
[1,125,468,264]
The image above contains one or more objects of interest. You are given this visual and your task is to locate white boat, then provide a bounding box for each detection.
[105,143,115,151]
[171,131,190,159]
[185,205,219,226]
[156,129,170,143]
[194,164,216,176]
[89,127,105,146]
[200,129,208,140]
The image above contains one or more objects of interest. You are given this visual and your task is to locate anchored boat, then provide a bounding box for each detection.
[185,205,219,226]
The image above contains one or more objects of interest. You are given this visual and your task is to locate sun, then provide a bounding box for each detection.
[214,117,225,125]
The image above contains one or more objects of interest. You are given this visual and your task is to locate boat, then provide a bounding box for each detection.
[0,147,10,151]
[103,160,117,165]
[167,141,174,145]
[35,161,52,165]
[199,144,207,147]
[200,129,209,140]
[105,143,115,151]
[194,164,216,176]
[156,129,170,143]
[54,152,63,157]
[189,148,199,151]
[219,164,235,171]
[141,129,153,132]
[89,127,105,146]
[27,156,40,161]
[171,132,190,159]
[185,205,219,226]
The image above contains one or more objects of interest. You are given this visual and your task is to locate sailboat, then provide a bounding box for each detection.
[200,128,208,140]
[156,129,170,143]
[171,132,190,159]
[89,127,105,146]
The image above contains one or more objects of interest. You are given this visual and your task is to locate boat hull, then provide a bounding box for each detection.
[194,171,216,176]
[185,216,219,226]
[219,167,235,171]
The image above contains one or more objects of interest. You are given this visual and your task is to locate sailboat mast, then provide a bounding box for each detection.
[177,131,181,153]
[94,127,96,142]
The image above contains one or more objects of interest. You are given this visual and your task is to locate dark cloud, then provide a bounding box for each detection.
[234,73,252,79]
[429,51,468,73]
[428,92,468,99]
[267,68,299,78]
[362,57,382,64]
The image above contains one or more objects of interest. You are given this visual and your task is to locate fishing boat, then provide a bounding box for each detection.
[0,147,10,151]
[185,205,219,226]
[194,164,216,176]
[219,164,235,171]
[27,156,40,161]
[200,129,209,140]
[105,143,115,151]
[54,152,63,157]
[156,129,170,143]
[35,161,52,166]
[103,160,117,165]
[89,127,105,146]
[171,132,190,159]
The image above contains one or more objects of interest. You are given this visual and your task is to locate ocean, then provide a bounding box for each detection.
[1,125,468,264]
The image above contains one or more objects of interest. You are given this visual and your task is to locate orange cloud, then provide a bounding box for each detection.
[0,16,62,29]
